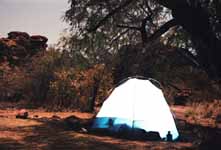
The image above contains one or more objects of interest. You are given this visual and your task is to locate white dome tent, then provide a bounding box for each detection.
[92,77,179,140]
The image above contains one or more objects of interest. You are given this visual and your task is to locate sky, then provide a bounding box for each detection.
[0,0,69,44]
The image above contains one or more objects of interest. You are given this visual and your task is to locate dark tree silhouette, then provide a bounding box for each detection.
[65,0,221,78]
[158,0,221,78]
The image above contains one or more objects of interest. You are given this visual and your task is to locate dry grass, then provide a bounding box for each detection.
[184,100,221,127]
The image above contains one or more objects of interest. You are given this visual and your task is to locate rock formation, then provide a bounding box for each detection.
[0,31,48,65]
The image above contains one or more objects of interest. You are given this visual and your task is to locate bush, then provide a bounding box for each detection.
[47,64,113,111]
[26,49,63,103]
[185,100,221,125]
[47,68,77,110]
[0,43,113,111]
[0,61,28,101]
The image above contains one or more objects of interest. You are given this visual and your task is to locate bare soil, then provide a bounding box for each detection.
[0,104,220,150]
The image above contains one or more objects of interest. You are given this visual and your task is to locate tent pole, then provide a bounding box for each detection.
[132,80,136,136]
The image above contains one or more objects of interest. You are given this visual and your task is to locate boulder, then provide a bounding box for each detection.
[33,115,39,118]
[8,32,31,48]
[8,31,30,40]
[64,115,81,130]
[30,35,48,43]
[64,115,93,131]
[30,35,48,49]
[51,115,61,121]
[16,109,28,119]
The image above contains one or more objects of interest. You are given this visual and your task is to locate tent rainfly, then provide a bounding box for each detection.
[92,77,179,140]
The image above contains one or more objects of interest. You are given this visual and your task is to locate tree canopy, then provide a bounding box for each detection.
[64,0,221,78]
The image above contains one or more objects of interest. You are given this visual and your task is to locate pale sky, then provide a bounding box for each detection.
[0,0,69,44]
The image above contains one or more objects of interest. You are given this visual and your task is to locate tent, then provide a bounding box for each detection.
[92,77,179,140]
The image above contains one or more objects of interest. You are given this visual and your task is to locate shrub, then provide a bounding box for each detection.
[26,49,63,103]
[47,68,77,110]
[46,64,113,111]
[0,61,28,101]
[185,100,221,125]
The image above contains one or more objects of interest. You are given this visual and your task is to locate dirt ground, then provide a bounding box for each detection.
[0,104,220,150]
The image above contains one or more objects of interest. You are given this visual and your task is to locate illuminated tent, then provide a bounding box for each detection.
[92,77,179,140]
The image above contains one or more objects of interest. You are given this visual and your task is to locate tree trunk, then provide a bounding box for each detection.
[158,0,221,78]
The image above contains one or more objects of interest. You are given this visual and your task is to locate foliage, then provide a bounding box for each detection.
[112,40,221,104]
[57,34,90,68]
[64,0,171,65]
[0,36,114,112]
[0,61,27,101]
[65,0,221,79]
[185,99,221,126]
[26,49,66,103]
[47,64,113,111]
[47,68,77,110]
[162,27,195,54]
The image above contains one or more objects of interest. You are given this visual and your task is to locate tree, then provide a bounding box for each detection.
[64,0,171,64]
[158,0,221,78]
[65,0,221,78]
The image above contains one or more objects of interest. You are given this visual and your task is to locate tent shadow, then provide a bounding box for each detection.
[22,117,126,150]
[0,138,25,150]
[30,116,165,142]
[88,127,163,142]
[87,116,221,149]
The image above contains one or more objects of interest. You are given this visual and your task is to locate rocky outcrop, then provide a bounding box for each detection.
[0,31,48,65]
